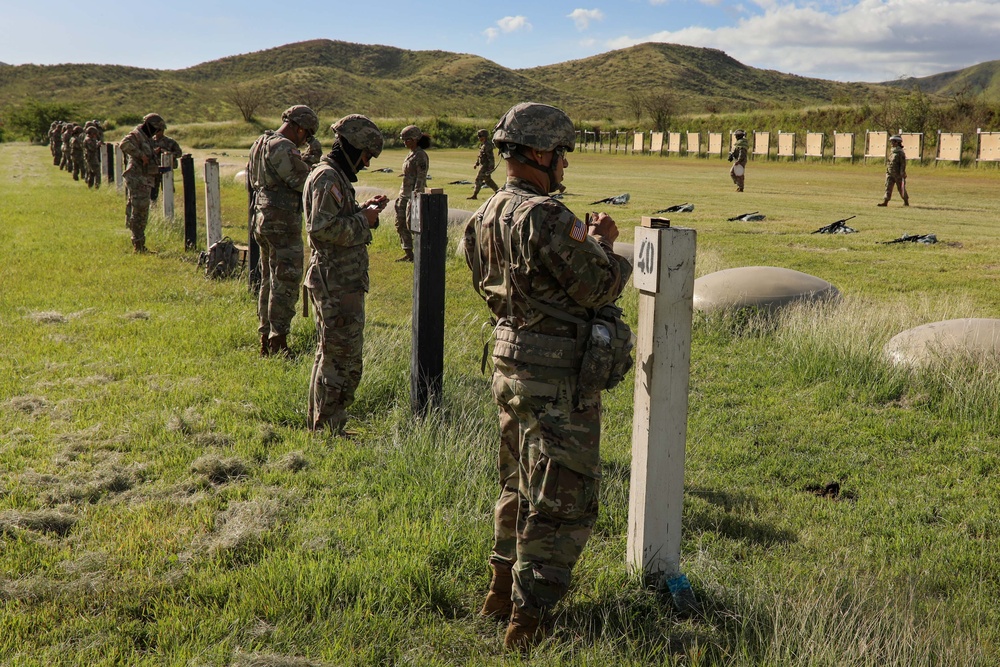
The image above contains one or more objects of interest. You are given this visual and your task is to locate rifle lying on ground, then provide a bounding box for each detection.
[589,193,630,205]
[448,180,473,185]
[881,233,937,244]
[812,216,857,234]
[653,203,694,213]
[727,211,766,221]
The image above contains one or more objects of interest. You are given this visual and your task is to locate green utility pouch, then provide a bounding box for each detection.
[577,304,635,396]
[493,325,580,368]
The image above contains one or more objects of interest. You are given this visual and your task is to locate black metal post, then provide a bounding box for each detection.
[410,190,448,415]
[181,154,197,250]
[105,143,115,183]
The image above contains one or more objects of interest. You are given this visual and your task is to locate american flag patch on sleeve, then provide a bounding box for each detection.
[329,183,343,204]
[569,217,587,242]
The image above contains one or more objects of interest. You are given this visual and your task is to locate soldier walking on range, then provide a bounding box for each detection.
[49,121,62,166]
[463,103,632,652]
[83,126,102,189]
[393,125,429,262]
[878,135,909,206]
[247,105,317,357]
[60,122,73,172]
[728,129,749,192]
[119,113,166,253]
[468,128,499,200]
[303,115,388,434]
[70,125,86,182]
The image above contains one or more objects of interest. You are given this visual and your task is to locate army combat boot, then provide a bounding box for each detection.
[504,607,546,652]
[269,334,292,358]
[395,249,414,263]
[259,334,271,358]
[479,563,513,620]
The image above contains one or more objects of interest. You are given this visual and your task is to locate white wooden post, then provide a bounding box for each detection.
[627,217,697,610]
[204,158,222,248]
[114,145,124,191]
[161,153,175,221]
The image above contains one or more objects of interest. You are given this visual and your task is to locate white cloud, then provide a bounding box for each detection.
[484,27,500,42]
[568,8,605,31]
[606,0,1000,81]
[498,15,532,33]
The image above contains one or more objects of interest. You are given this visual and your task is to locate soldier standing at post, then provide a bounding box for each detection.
[468,128,499,200]
[392,125,429,262]
[878,135,909,206]
[83,126,102,189]
[70,125,86,182]
[247,105,317,357]
[463,102,632,651]
[119,113,165,253]
[728,129,749,192]
[302,115,388,434]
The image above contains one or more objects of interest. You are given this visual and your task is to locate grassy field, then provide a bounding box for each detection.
[2,142,1000,666]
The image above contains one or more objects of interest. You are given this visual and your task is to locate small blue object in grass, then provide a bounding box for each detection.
[665,573,698,614]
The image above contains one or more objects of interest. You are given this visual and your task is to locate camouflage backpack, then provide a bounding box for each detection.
[198,237,242,279]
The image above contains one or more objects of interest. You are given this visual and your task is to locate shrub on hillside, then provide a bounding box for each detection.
[5,98,78,143]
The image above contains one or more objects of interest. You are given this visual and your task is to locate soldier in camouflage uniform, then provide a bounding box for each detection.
[302,115,388,433]
[463,102,632,651]
[150,129,183,201]
[300,135,324,167]
[247,105,318,357]
[119,113,166,252]
[728,129,749,192]
[83,126,102,189]
[49,121,62,166]
[393,124,429,262]
[878,135,909,206]
[70,125,86,182]
[469,128,499,200]
[60,122,73,172]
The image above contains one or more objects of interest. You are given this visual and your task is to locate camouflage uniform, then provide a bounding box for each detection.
[394,125,429,256]
[247,107,316,347]
[60,124,73,171]
[69,127,85,181]
[151,132,182,201]
[49,122,62,166]
[729,132,749,192]
[471,131,499,199]
[464,105,632,627]
[300,135,324,167]
[881,139,909,206]
[119,114,164,252]
[303,115,384,432]
[83,129,102,189]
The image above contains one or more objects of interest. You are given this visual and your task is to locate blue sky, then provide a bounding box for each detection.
[2,0,999,83]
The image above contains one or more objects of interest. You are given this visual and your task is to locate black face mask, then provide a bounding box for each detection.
[328,138,364,182]
[141,123,155,137]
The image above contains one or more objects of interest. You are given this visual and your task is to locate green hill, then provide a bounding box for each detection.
[0,39,994,129]
[885,60,1000,99]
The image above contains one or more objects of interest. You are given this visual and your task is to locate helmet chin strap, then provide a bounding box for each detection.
[511,148,560,194]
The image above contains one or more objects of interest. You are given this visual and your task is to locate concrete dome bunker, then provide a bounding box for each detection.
[884,318,1000,367]
[693,266,840,313]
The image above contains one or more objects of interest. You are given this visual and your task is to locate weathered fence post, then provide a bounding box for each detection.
[161,153,175,221]
[627,217,698,612]
[180,154,197,250]
[410,188,448,415]
[203,158,222,248]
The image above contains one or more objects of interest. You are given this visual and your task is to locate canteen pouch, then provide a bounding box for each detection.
[577,304,634,396]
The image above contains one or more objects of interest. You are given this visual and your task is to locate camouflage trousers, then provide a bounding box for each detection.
[394,197,413,251]
[86,157,101,189]
[307,273,365,431]
[473,167,499,198]
[884,175,908,203]
[253,207,303,338]
[730,163,745,191]
[52,144,61,166]
[71,151,85,181]
[489,360,602,618]
[124,175,152,249]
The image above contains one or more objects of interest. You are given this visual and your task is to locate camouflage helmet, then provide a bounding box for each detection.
[476,128,489,139]
[400,125,423,142]
[492,102,576,153]
[331,114,384,158]
[889,134,903,144]
[281,105,319,134]
[86,126,99,136]
[734,129,747,138]
[142,113,166,131]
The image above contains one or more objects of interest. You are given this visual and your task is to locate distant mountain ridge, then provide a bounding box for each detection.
[0,39,994,123]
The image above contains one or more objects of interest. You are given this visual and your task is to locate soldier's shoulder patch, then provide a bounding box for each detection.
[329,182,343,204]
[569,217,587,243]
